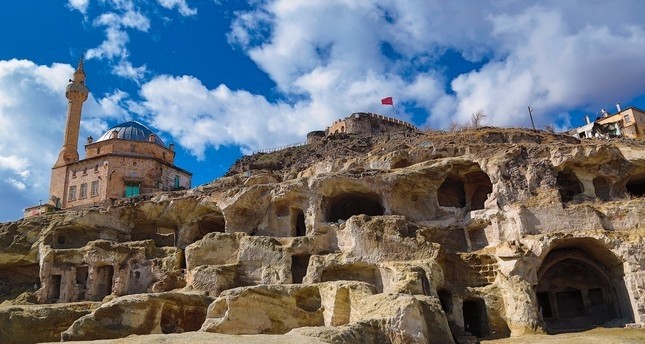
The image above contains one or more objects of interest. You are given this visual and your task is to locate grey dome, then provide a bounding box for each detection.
[97,121,165,146]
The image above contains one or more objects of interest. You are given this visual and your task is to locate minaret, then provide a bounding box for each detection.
[53,57,89,168]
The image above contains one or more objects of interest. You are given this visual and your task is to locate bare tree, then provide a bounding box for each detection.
[470,109,486,128]
[448,121,462,132]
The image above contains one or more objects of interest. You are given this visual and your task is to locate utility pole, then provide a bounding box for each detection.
[528,106,536,131]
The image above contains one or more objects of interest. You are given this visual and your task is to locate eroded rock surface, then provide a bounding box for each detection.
[1,127,645,343]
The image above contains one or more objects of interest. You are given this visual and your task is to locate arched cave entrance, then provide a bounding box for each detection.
[625,172,645,197]
[324,192,384,222]
[536,239,632,333]
[593,177,611,201]
[437,170,492,210]
[557,169,583,203]
[194,213,226,241]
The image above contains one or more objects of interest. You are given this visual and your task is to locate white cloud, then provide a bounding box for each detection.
[446,7,645,128]
[113,59,147,81]
[78,0,198,81]
[83,5,150,81]
[156,0,197,16]
[68,0,90,14]
[225,0,645,132]
[0,59,129,221]
[86,26,130,60]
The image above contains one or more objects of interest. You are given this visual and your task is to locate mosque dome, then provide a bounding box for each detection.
[96,121,165,146]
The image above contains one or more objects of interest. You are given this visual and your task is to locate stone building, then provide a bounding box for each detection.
[47,59,191,210]
[596,106,645,138]
[306,112,417,144]
[568,105,645,139]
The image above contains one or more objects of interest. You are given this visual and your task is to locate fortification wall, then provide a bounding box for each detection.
[325,112,417,136]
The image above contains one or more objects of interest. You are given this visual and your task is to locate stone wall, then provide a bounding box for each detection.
[325,112,417,136]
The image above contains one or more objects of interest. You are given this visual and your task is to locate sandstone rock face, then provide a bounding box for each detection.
[200,281,375,335]
[2,127,645,343]
[61,292,212,341]
[0,302,97,344]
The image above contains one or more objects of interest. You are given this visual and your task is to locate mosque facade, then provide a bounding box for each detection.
[46,59,191,210]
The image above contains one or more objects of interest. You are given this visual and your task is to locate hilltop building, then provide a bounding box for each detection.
[568,105,645,139]
[307,112,417,144]
[26,59,191,216]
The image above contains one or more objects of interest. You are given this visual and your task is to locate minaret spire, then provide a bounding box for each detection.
[73,55,85,82]
[53,56,89,168]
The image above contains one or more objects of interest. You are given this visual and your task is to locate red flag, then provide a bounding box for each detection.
[381,97,393,105]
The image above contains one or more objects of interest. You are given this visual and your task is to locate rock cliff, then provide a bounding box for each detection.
[1,127,644,344]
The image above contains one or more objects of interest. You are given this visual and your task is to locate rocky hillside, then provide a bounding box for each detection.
[1,127,644,344]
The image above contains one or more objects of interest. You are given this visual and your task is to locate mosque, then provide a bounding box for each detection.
[37,59,191,213]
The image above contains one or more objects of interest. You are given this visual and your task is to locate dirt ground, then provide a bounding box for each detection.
[481,327,645,344]
[42,327,645,344]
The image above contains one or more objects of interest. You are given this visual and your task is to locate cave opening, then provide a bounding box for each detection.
[392,159,411,169]
[557,170,583,203]
[593,177,611,201]
[95,265,114,299]
[536,240,632,333]
[321,263,382,291]
[437,289,453,314]
[52,227,101,249]
[0,264,40,301]
[537,292,553,318]
[194,214,226,241]
[294,287,322,312]
[294,209,306,236]
[437,175,465,208]
[132,219,183,247]
[291,254,311,284]
[463,299,488,338]
[75,266,88,300]
[50,275,62,302]
[626,173,645,197]
[324,192,384,222]
[437,170,492,210]
[465,171,493,210]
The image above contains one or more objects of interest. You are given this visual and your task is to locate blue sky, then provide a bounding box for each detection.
[1,0,645,222]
